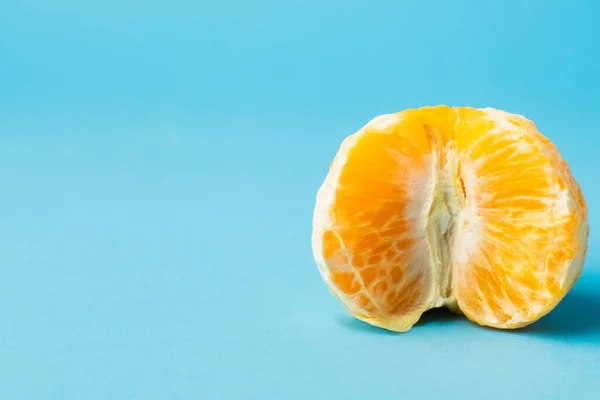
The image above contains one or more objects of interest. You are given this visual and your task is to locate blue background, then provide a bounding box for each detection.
[1,1,599,398]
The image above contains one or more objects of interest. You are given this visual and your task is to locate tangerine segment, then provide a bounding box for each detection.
[312,106,588,332]
[312,110,443,331]
[452,108,588,328]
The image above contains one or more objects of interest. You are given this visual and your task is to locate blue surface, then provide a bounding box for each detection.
[1,1,599,399]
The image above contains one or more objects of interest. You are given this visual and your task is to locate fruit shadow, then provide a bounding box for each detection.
[335,307,461,335]
[335,315,399,335]
[519,289,600,338]
[335,289,600,337]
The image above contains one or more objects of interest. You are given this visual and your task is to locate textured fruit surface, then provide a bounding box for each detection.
[311,106,588,332]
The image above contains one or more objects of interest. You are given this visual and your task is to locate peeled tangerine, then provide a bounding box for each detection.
[312,106,588,332]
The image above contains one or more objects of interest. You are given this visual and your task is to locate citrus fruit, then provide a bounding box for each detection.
[311,106,588,332]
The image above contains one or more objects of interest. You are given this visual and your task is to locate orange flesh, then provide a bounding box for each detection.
[312,106,588,331]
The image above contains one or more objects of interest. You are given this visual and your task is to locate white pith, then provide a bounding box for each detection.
[424,139,463,311]
[312,108,588,332]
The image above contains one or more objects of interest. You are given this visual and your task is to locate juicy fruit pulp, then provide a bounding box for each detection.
[312,106,588,332]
